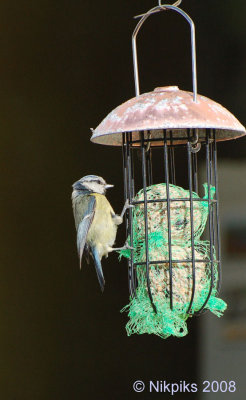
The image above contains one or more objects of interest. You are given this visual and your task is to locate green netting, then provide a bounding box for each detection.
[120,183,227,339]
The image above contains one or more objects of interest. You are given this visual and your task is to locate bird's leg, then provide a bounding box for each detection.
[112,200,134,226]
[120,199,134,219]
[110,200,135,251]
[109,242,134,252]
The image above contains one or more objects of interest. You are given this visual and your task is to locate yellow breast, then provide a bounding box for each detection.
[87,194,117,254]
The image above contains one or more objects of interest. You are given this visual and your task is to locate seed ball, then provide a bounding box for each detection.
[133,184,208,243]
[137,245,216,311]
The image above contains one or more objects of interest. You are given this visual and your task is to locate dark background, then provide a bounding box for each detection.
[0,0,246,399]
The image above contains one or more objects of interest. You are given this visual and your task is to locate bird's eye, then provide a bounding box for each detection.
[96,180,101,184]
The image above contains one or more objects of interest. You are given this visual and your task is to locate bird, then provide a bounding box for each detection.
[72,175,132,291]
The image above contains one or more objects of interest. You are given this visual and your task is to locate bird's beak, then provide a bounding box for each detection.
[105,184,114,189]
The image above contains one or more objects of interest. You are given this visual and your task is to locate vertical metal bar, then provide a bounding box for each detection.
[197,129,214,313]
[190,21,197,102]
[129,133,137,290]
[122,133,127,203]
[141,132,157,313]
[146,133,153,186]
[192,143,198,193]
[149,148,153,185]
[122,132,128,233]
[169,131,176,185]
[186,132,196,314]
[130,132,135,198]
[213,129,222,294]
[122,133,132,296]
[126,133,136,298]
[209,135,216,263]
[163,130,173,310]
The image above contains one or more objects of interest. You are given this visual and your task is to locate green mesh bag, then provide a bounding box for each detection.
[120,183,227,339]
[132,183,215,245]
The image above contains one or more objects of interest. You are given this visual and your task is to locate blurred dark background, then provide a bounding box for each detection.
[0,0,246,399]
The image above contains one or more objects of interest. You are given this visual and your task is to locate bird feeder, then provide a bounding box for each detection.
[90,2,246,338]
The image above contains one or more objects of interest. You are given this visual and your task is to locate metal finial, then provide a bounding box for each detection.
[158,0,182,6]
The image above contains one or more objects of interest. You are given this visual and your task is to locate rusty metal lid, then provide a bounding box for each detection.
[91,86,246,146]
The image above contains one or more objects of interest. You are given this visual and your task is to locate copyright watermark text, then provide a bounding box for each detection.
[132,380,236,394]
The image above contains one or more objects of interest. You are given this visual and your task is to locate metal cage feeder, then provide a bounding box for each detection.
[90,2,246,338]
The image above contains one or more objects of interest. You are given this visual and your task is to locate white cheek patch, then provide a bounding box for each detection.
[85,182,105,194]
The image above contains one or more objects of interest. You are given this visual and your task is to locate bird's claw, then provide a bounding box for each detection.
[122,243,134,251]
[120,199,135,218]
[125,199,135,208]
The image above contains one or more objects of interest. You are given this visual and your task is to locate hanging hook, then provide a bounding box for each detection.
[190,129,201,153]
[132,4,197,102]
[190,143,201,153]
[146,131,152,152]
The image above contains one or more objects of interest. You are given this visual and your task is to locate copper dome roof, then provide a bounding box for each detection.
[91,86,245,146]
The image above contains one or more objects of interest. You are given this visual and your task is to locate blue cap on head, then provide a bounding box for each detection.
[72,175,107,191]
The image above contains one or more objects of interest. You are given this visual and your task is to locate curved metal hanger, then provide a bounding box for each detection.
[132,1,197,102]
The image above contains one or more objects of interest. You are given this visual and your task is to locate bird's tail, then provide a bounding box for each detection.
[90,247,105,292]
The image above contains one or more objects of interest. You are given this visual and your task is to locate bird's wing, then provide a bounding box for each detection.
[76,195,96,269]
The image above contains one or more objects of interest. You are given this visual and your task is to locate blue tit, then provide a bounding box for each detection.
[72,175,131,291]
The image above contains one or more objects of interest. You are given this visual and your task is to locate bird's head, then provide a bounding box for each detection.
[72,175,114,196]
